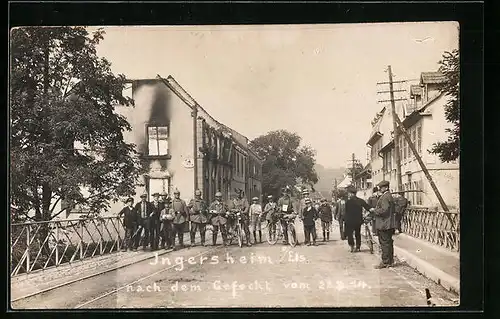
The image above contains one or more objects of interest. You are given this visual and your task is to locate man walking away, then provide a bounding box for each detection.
[134,192,153,250]
[318,198,333,241]
[345,185,373,252]
[171,189,188,250]
[367,187,380,236]
[301,198,318,246]
[118,197,138,251]
[188,190,209,247]
[249,197,263,244]
[371,180,397,269]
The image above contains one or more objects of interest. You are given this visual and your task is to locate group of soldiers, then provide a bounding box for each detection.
[117,180,407,269]
[118,188,270,250]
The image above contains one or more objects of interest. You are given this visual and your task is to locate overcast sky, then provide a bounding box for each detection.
[91,22,458,169]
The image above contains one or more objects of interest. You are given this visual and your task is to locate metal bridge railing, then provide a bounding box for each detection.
[402,207,460,252]
[10,217,125,277]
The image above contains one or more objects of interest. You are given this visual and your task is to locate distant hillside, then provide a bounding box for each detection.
[313,164,346,197]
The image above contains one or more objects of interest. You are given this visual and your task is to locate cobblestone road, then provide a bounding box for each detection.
[11,220,459,309]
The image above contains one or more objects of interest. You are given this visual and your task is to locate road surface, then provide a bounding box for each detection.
[11,221,459,308]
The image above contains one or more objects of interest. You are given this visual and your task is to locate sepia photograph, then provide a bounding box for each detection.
[10,22,460,309]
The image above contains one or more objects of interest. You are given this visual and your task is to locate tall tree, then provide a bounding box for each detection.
[10,27,143,221]
[249,130,319,198]
[429,49,459,162]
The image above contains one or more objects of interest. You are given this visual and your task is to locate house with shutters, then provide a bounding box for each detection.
[366,71,459,209]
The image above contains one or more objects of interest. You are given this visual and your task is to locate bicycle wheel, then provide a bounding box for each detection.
[237,223,243,248]
[266,222,278,245]
[288,223,297,247]
[365,225,374,254]
[227,225,234,245]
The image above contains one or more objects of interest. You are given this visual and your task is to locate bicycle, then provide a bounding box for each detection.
[266,212,298,247]
[225,210,245,247]
[362,215,375,254]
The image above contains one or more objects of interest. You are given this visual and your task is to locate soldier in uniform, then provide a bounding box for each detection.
[264,195,278,238]
[209,191,228,246]
[277,187,296,244]
[188,190,209,247]
[371,180,397,269]
[159,192,174,250]
[318,198,333,241]
[227,189,252,247]
[134,192,154,250]
[170,189,189,250]
[118,197,138,251]
[150,192,163,251]
[334,190,348,240]
[249,197,263,244]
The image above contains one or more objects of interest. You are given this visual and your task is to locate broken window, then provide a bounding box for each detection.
[148,125,169,156]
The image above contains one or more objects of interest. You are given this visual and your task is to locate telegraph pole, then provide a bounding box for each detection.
[387,66,403,192]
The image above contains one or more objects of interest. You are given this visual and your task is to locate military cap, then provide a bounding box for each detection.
[305,198,312,203]
[377,180,390,188]
[152,192,160,197]
[267,195,273,199]
[174,189,180,194]
[215,191,223,197]
[195,190,202,196]
[252,197,259,201]
[125,197,134,203]
[160,191,168,196]
[140,192,148,198]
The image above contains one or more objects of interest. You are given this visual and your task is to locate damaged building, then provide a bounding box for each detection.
[106,76,263,212]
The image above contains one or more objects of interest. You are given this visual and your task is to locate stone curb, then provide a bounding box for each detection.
[393,245,460,294]
[396,233,460,258]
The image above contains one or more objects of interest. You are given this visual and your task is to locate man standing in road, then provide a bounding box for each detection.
[118,197,138,251]
[334,190,347,241]
[159,193,174,250]
[134,192,154,250]
[318,198,333,241]
[372,180,397,269]
[301,198,318,246]
[209,191,228,246]
[277,187,296,245]
[249,197,263,244]
[344,185,373,253]
[188,190,209,247]
[227,189,252,247]
[264,195,278,238]
[170,189,188,250]
[150,192,163,251]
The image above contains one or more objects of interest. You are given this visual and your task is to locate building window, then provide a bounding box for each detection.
[148,178,169,199]
[147,125,169,156]
[398,137,403,161]
[417,125,422,154]
[122,84,133,100]
[411,128,416,158]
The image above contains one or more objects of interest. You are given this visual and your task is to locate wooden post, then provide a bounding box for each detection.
[26,226,30,273]
[55,222,59,266]
[193,106,199,192]
[387,66,403,192]
[393,112,451,219]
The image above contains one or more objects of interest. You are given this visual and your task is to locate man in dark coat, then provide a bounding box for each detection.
[367,187,380,235]
[159,192,174,250]
[150,192,163,251]
[334,190,348,240]
[134,192,154,250]
[277,187,297,244]
[301,198,319,246]
[170,189,189,249]
[318,198,333,241]
[188,189,209,247]
[344,185,373,252]
[118,197,138,251]
[372,180,397,269]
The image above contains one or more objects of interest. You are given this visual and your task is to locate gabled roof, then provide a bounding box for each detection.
[420,72,446,85]
[410,85,423,96]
